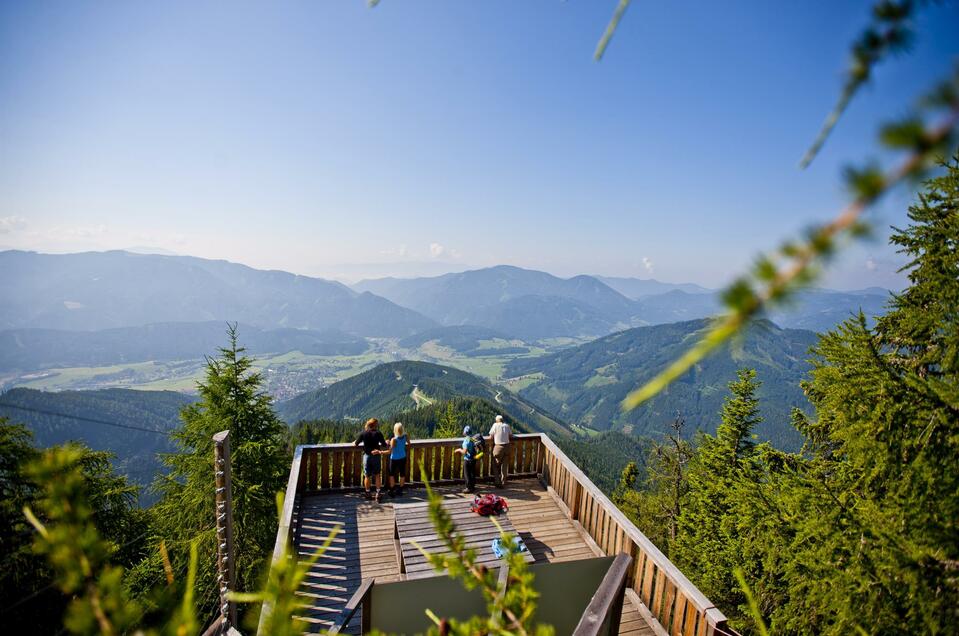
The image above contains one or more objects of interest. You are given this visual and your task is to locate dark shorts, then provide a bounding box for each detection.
[389,457,407,478]
[363,453,381,476]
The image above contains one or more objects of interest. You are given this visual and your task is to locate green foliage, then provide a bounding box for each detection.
[434,401,461,438]
[618,418,694,551]
[0,419,152,634]
[876,154,959,380]
[134,324,289,619]
[669,370,768,623]
[555,431,649,494]
[24,446,146,635]
[19,445,327,636]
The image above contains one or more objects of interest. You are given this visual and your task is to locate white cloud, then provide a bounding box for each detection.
[0,216,26,234]
[380,244,410,258]
[642,256,654,274]
[429,242,447,259]
[865,257,878,271]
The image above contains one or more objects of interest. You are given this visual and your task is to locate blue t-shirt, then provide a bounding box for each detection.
[462,437,476,461]
[390,435,407,460]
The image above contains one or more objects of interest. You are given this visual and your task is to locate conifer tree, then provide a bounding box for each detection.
[132,325,289,619]
[671,369,764,619]
[616,418,693,551]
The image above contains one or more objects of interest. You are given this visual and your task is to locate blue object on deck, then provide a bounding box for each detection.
[491,536,527,559]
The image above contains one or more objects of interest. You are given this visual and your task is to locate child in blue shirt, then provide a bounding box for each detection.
[454,425,478,493]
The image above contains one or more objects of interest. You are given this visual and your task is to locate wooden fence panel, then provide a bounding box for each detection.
[320,451,330,489]
[308,450,318,492]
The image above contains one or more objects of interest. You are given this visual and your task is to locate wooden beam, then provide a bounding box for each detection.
[573,552,632,636]
[328,577,374,635]
[212,430,237,632]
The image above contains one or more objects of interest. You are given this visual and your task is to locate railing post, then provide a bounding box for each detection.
[213,430,237,632]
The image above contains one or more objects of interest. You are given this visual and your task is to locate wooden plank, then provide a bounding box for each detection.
[309,450,318,492]
[662,580,677,634]
[681,595,699,636]
[452,445,462,481]
[352,449,361,485]
[321,451,331,489]
[342,451,353,487]
[332,451,342,489]
[641,558,656,607]
[443,446,457,479]
[284,464,664,636]
[651,569,667,619]
[513,440,524,474]
[433,444,443,481]
[423,445,435,482]
[405,444,413,482]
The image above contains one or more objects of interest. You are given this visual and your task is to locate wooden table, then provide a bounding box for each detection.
[394,499,535,580]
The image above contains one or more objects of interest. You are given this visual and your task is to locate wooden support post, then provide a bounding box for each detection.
[213,430,237,632]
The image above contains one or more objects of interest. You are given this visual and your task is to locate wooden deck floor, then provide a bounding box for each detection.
[292,478,657,635]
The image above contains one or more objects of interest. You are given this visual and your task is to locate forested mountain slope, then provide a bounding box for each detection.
[506,319,817,449]
[0,388,192,502]
[277,360,573,439]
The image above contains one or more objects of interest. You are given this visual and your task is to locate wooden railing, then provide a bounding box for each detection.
[292,433,544,493]
[262,433,728,636]
[538,435,729,636]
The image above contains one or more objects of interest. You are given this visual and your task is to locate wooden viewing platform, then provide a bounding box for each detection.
[262,434,729,636]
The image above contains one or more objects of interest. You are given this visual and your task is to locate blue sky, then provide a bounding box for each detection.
[0,1,956,288]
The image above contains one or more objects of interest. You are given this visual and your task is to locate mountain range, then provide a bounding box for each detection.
[355,265,890,340]
[2,250,891,349]
[0,250,433,336]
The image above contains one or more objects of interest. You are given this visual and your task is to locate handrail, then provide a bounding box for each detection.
[328,578,374,634]
[256,445,303,635]
[573,553,632,636]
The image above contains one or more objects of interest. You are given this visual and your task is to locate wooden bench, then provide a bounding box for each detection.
[394,498,535,579]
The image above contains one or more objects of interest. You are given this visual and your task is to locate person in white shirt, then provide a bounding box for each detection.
[488,414,513,488]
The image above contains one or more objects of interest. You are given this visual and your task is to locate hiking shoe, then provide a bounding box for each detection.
[375,490,383,503]
[388,488,397,498]
[363,490,373,500]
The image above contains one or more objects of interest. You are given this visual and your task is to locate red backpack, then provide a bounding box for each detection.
[471,493,508,516]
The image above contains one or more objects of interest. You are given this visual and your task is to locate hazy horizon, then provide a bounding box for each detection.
[3,1,956,290]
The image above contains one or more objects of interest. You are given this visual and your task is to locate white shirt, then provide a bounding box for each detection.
[490,421,512,445]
